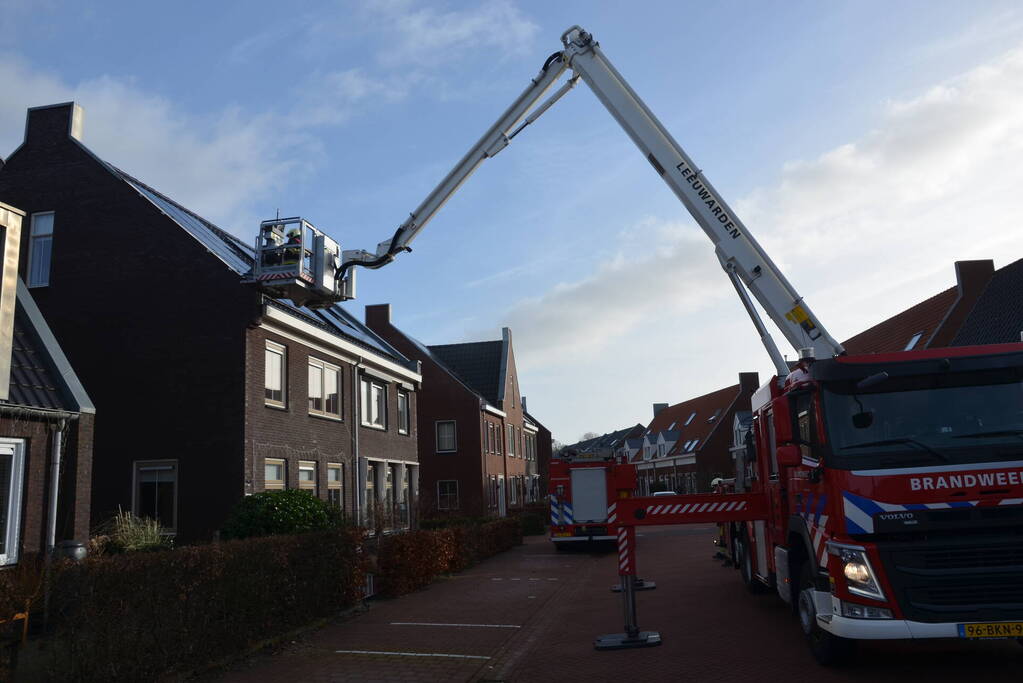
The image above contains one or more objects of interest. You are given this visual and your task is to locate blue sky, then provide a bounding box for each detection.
[3,1,1023,442]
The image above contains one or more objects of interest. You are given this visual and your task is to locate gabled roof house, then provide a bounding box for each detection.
[0,102,421,540]
[366,304,551,517]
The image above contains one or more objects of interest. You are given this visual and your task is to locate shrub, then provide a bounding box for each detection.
[93,510,172,553]
[221,490,341,539]
[517,512,546,536]
[44,528,365,681]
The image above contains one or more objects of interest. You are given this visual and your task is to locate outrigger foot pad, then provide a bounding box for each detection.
[610,578,656,592]
[594,631,662,650]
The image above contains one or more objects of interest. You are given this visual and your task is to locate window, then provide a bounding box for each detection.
[397,390,410,435]
[265,342,286,407]
[308,358,341,418]
[904,331,924,351]
[794,393,816,462]
[688,439,700,452]
[327,463,343,508]
[0,439,25,565]
[684,411,696,426]
[298,460,317,492]
[507,425,515,456]
[27,212,54,288]
[134,460,177,531]
[264,458,286,490]
[495,425,502,455]
[510,476,519,505]
[668,421,677,431]
[708,408,721,423]
[436,420,456,452]
[360,377,387,428]
[437,480,459,510]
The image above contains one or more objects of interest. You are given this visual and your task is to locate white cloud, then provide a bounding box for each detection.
[365,0,539,68]
[736,44,1023,339]
[504,217,727,371]
[0,59,315,234]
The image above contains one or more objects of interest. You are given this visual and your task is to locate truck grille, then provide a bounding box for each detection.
[879,532,1023,623]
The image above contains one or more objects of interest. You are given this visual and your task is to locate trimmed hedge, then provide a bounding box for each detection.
[377,518,522,597]
[43,528,364,681]
[221,489,345,539]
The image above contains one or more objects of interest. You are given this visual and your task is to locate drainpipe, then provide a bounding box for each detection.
[352,357,363,525]
[46,419,65,552]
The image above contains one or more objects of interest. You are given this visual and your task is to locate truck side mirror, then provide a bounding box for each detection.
[776,445,801,469]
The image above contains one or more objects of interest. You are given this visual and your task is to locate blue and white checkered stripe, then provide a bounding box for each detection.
[549,493,560,525]
[842,490,980,534]
[561,501,574,525]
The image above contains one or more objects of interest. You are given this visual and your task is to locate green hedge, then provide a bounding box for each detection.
[43,528,364,681]
[377,518,522,597]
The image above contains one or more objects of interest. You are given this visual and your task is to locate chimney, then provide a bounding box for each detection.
[927,259,995,348]
[653,403,668,418]
[364,303,391,329]
[738,372,761,395]
[24,102,84,148]
[521,396,528,413]
[0,204,25,401]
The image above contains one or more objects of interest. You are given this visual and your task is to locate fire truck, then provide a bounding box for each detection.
[547,450,634,551]
[249,26,1023,664]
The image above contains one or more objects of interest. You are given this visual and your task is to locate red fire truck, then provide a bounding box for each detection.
[547,451,635,551]
[249,25,1023,664]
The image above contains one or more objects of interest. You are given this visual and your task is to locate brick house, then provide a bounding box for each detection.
[634,372,759,494]
[0,202,94,564]
[366,304,549,517]
[562,424,645,460]
[0,102,421,541]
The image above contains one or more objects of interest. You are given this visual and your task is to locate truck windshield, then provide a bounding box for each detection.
[821,368,1023,470]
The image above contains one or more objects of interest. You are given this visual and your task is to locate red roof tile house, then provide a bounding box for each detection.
[842,260,994,354]
[0,202,94,565]
[366,304,549,517]
[0,103,421,541]
[634,373,759,494]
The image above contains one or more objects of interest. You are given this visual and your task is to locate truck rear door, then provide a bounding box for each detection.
[571,468,608,522]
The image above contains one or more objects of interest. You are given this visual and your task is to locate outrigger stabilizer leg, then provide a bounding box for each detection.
[595,525,661,650]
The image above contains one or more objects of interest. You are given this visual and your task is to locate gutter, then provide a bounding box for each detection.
[352,357,363,526]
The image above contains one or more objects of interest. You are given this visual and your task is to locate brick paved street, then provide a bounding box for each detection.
[213,526,1021,682]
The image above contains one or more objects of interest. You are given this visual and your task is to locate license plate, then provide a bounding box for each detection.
[553,532,572,537]
[958,622,1023,639]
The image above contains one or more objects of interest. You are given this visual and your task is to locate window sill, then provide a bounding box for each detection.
[309,412,344,423]
[436,449,456,454]
[360,423,387,431]
[265,402,287,411]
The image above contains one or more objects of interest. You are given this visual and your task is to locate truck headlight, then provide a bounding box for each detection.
[828,543,885,601]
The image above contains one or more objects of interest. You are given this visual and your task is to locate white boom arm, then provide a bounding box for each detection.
[339,26,845,369]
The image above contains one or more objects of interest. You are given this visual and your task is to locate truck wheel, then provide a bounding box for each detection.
[736,531,766,594]
[797,563,855,666]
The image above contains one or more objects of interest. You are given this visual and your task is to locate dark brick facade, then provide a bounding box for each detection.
[0,103,418,541]
[366,304,549,518]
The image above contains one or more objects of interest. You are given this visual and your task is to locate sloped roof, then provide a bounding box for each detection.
[428,340,503,404]
[5,281,93,413]
[564,424,644,453]
[952,258,1023,346]
[842,286,958,355]
[634,384,740,463]
[103,168,409,365]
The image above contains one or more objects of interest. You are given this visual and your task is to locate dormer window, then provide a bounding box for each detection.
[684,412,696,426]
[707,408,721,423]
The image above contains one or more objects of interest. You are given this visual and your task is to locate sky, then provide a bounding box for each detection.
[3,1,1023,444]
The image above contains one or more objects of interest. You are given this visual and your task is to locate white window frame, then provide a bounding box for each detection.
[308,357,342,419]
[360,377,387,429]
[397,390,410,435]
[132,458,178,533]
[264,457,286,490]
[0,439,26,565]
[437,480,459,510]
[27,211,54,288]
[265,341,287,408]
[298,460,317,492]
[507,424,515,456]
[327,462,343,508]
[436,420,457,453]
